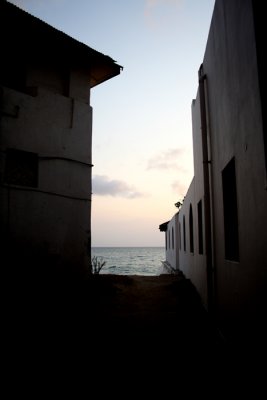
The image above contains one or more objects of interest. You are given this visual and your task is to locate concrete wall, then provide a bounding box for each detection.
[165,212,179,271]
[161,0,267,342]
[178,178,208,307]
[1,66,93,276]
[173,93,208,308]
[202,0,267,340]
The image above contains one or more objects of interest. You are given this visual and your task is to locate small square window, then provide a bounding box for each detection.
[5,148,38,187]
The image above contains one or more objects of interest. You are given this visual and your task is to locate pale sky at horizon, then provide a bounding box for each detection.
[8,0,215,247]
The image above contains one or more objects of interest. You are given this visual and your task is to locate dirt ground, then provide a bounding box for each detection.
[83,273,221,344]
[5,271,262,393]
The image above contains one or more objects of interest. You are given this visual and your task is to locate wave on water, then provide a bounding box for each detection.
[91,247,165,276]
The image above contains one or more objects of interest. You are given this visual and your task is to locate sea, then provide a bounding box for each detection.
[91,247,165,276]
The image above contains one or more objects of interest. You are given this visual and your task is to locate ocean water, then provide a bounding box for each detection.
[91,247,165,276]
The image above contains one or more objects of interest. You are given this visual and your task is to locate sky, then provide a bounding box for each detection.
[9,0,215,247]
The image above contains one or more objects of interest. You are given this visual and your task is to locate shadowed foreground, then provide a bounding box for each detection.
[5,271,263,393]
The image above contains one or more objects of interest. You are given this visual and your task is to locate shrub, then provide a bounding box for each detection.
[90,256,106,274]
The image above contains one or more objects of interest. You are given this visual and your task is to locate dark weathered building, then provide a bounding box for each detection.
[0,1,122,277]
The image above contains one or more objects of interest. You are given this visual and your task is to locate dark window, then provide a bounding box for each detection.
[172,227,174,249]
[222,158,239,261]
[179,222,181,250]
[189,204,194,253]
[165,233,167,250]
[197,200,203,254]
[183,215,186,252]
[4,148,38,187]
[1,63,27,93]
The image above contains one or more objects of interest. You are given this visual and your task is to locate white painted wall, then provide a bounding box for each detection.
[1,67,93,276]
[202,0,267,338]
[161,0,267,341]
[178,178,208,308]
[165,212,179,271]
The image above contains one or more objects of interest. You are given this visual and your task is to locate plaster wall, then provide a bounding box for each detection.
[0,79,92,273]
[160,0,267,343]
[26,65,67,98]
[178,178,208,307]
[165,213,179,270]
[201,0,267,337]
[69,68,91,104]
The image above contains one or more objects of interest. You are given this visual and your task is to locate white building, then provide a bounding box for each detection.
[0,1,122,278]
[160,0,267,345]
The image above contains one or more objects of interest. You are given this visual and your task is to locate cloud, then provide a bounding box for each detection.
[144,0,182,30]
[145,0,182,8]
[147,148,186,170]
[171,179,187,196]
[92,175,144,199]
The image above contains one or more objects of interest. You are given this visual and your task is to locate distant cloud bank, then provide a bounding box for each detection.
[92,175,144,199]
[147,148,186,170]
